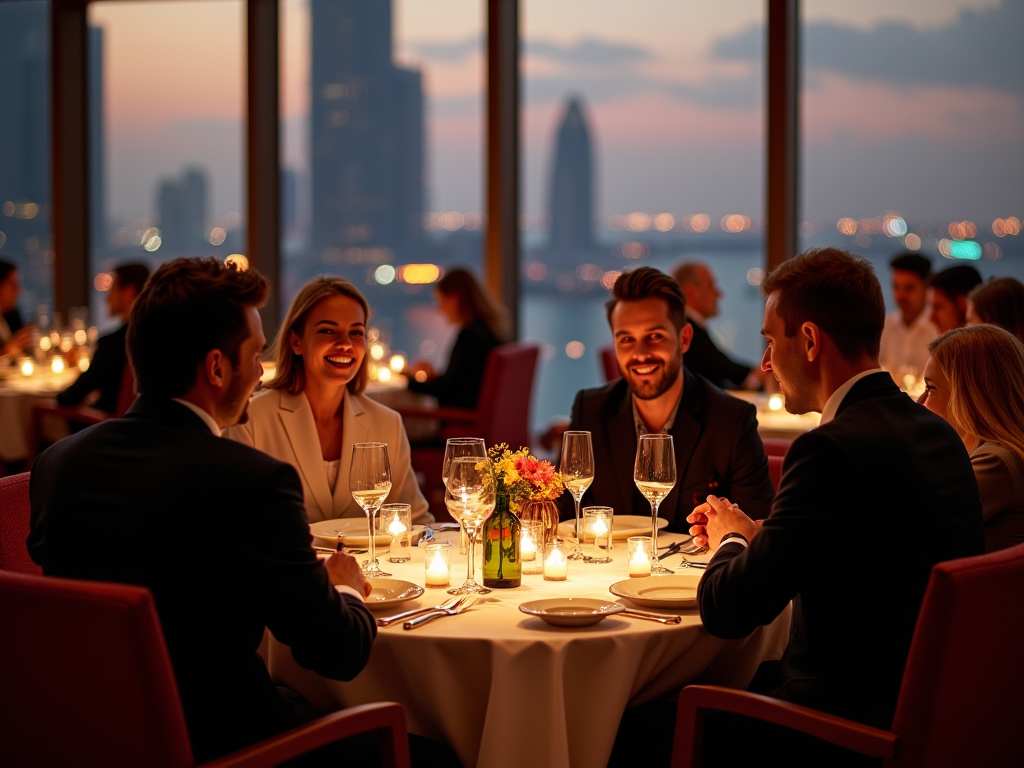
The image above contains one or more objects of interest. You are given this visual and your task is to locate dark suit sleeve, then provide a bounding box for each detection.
[687,324,752,389]
[56,329,126,413]
[698,430,842,639]
[248,463,376,680]
[725,402,775,521]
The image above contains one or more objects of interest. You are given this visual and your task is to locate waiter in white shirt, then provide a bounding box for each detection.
[878,253,938,384]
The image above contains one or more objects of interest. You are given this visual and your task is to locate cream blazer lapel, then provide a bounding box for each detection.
[277,390,333,522]
[333,390,370,518]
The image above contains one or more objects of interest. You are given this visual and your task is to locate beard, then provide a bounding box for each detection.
[220,368,253,427]
[628,354,683,401]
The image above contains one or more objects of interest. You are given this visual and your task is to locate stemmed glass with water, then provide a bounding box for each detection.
[443,438,488,553]
[445,456,496,595]
[634,433,676,576]
[349,442,393,578]
[560,431,594,560]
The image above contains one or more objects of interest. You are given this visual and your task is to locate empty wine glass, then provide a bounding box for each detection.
[446,456,496,595]
[442,438,487,553]
[560,431,594,560]
[349,442,393,577]
[634,434,676,576]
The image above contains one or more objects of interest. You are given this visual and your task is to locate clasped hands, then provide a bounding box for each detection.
[686,494,761,551]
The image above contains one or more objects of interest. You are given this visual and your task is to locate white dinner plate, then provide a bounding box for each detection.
[310,518,426,548]
[558,515,669,541]
[518,598,624,627]
[609,574,702,608]
[348,579,425,610]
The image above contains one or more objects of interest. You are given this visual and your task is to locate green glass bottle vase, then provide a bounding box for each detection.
[482,493,521,588]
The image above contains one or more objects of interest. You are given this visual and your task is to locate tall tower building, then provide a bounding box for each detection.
[310,0,424,265]
[547,97,594,253]
[156,167,208,254]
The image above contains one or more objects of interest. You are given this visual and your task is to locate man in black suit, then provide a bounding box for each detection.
[56,262,150,413]
[558,267,774,533]
[0,257,32,359]
[29,257,376,762]
[672,261,766,390]
[686,248,983,764]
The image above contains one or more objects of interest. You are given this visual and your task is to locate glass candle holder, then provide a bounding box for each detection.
[380,503,412,562]
[424,543,452,588]
[543,540,569,581]
[582,506,614,563]
[520,520,543,575]
[627,536,653,578]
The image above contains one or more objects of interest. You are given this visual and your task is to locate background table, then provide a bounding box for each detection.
[269,531,791,768]
[0,370,77,463]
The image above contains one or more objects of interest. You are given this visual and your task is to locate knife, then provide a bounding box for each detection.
[621,610,682,624]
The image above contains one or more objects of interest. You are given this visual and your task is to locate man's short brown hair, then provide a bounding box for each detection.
[605,267,688,333]
[127,257,269,399]
[762,248,885,362]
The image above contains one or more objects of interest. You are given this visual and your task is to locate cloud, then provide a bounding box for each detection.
[408,37,480,63]
[409,35,650,67]
[714,0,1024,95]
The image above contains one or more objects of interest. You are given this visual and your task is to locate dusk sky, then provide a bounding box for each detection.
[90,0,1022,233]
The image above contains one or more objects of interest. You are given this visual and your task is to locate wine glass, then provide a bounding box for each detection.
[634,434,676,576]
[560,431,594,560]
[442,438,487,553]
[446,456,496,595]
[349,442,393,577]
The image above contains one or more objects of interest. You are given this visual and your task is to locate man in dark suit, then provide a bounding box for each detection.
[558,267,774,533]
[56,262,150,413]
[29,257,376,763]
[687,248,983,765]
[672,261,766,390]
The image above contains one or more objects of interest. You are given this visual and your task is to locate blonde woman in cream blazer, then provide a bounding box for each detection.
[226,276,432,525]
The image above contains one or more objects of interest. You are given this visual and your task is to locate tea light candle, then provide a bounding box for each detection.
[628,536,653,577]
[521,521,543,575]
[20,358,34,376]
[387,516,407,537]
[768,394,784,412]
[543,542,568,581]
[51,356,65,374]
[424,544,451,587]
[521,529,537,560]
[382,503,412,563]
[593,517,609,549]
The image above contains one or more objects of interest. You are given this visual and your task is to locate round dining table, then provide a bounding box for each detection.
[268,529,791,768]
[0,368,77,463]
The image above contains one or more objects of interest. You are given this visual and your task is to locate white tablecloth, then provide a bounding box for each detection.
[0,370,77,462]
[268,532,791,768]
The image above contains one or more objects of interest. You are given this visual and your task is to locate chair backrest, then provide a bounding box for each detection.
[760,437,791,457]
[888,543,1024,768]
[767,455,783,493]
[115,360,137,417]
[600,344,621,382]
[0,570,195,768]
[474,342,539,449]
[0,472,40,575]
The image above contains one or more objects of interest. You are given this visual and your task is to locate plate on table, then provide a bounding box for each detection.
[609,574,702,609]
[558,515,668,541]
[310,518,426,548]
[349,579,424,610]
[519,598,625,627]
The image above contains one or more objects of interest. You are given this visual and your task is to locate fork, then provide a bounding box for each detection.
[376,596,461,627]
[403,595,476,630]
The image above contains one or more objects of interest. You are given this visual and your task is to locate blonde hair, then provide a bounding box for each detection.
[928,324,1024,466]
[266,276,371,396]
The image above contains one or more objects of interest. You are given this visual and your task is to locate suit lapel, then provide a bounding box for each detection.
[335,390,370,517]
[665,371,706,524]
[607,394,639,514]
[277,390,333,520]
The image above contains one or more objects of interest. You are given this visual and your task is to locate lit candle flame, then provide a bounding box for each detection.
[20,359,34,376]
[768,394,784,412]
[387,517,407,537]
[521,530,537,558]
[51,357,65,374]
[427,552,448,575]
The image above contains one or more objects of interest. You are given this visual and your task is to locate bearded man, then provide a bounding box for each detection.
[556,267,774,532]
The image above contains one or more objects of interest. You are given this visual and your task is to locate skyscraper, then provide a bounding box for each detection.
[548,97,595,253]
[156,167,208,254]
[310,0,424,265]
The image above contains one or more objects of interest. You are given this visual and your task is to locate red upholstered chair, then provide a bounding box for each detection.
[0,570,411,768]
[767,455,783,492]
[27,362,136,461]
[671,543,1024,768]
[0,472,40,575]
[600,344,620,382]
[761,437,791,457]
[397,343,540,519]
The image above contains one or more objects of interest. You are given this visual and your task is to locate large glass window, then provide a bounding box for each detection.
[281,0,484,375]
[0,1,51,321]
[88,0,245,330]
[800,0,1024,293]
[521,1,766,431]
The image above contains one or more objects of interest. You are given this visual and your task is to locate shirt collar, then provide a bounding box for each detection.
[819,368,886,425]
[685,306,707,328]
[171,398,222,436]
[631,385,684,439]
